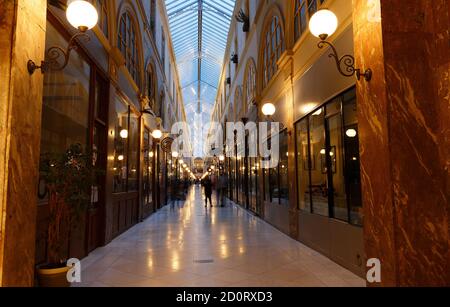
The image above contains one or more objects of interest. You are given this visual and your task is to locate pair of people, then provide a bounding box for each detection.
[202,174,228,207]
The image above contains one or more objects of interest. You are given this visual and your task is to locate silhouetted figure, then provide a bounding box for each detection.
[217,173,228,207]
[202,177,213,207]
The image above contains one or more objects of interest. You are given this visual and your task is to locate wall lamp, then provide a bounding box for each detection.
[309,9,372,82]
[28,0,98,75]
[261,103,289,133]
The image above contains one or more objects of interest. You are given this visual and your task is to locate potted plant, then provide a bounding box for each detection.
[37,144,97,287]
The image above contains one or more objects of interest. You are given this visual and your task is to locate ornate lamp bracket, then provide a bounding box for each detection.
[28,31,90,75]
[318,35,372,82]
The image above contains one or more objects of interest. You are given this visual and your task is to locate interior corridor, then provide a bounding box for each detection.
[76,186,365,287]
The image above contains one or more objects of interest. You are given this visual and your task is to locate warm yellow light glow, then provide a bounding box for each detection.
[179,159,184,164]
[219,155,225,162]
[152,129,163,139]
[149,152,154,158]
[309,9,338,39]
[172,151,179,158]
[118,155,124,161]
[66,0,98,31]
[346,129,358,138]
[120,129,128,139]
[262,103,276,116]
[313,108,323,116]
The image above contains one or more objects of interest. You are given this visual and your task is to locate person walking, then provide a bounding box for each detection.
[202,176,213,207]
[217,172,228,207]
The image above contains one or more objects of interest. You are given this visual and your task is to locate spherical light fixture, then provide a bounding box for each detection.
[118,155,124,161]
[172,152,179,158]
[309,9,338,40]
[66,0,99,32]
[219,155,225,162]
[262,103,276,117]
[346,129,358,138]
[120,129,128,139]
[149,152,154,158]
[152,129,163,140]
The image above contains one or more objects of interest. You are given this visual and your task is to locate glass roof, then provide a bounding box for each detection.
[165,0,235,157]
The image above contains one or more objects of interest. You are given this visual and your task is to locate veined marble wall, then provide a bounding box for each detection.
[353,0,450,286]
[0,0,47,286]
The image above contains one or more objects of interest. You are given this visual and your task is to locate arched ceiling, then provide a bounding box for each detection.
[165,0,235,157]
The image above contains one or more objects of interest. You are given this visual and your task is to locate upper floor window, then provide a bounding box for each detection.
[294,0,325,42]
[234,87,243,121]
[150,0,156,36]
[262,15,285,89]
[91,0,108,37]
[161,30,166,70]
[118,12,140,86]
[244,59,257,108]
[147,64,156,109]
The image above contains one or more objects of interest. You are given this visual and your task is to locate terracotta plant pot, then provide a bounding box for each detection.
[37,265,71,287]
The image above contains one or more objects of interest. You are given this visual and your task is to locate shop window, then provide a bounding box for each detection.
[40,22,90,157]
[143,129,154,205]
[309,108,329,216]
[294,87,363,226]
[113,101,139,193]
[295,118,311,212]
[343,92,363,225]
[264,131,289,206]
[128,113,140,191]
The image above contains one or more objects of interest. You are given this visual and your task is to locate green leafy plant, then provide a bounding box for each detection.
[40,143,98,267]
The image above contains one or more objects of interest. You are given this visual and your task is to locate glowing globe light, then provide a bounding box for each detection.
[309,9,338,40]
[120,129,128,139]
[152,129,163,139]
[262,103,276,117]
[66,0,99,31]
[346,129,358,138]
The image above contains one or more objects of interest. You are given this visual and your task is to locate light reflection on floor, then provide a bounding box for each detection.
[76,186,365,287]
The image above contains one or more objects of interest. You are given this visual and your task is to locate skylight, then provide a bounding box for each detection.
[165,0,235,157]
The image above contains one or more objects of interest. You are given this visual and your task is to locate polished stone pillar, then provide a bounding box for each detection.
[0,0,47,286]
[353,0,449,286]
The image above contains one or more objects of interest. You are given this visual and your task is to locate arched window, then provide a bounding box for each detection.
[147,64,156,110]
[262,15,285,88]
[118,12,140,86]
[234,87,243,121]
[227,100,234,123]
[294,0,324,42]
[243,59,257,110]
[92,0,109,37]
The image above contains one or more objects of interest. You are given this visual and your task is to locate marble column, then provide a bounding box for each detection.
[353,0,449,286]
[0,0,47,286]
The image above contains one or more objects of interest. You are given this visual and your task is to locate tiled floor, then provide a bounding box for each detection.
[76,186,366,287]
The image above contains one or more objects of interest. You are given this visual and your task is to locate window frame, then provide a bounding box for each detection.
[262,15,285,89]
[293,0,326,42]
[243,58,257,110]
[118,11,141,87]
[294,86,363,227]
